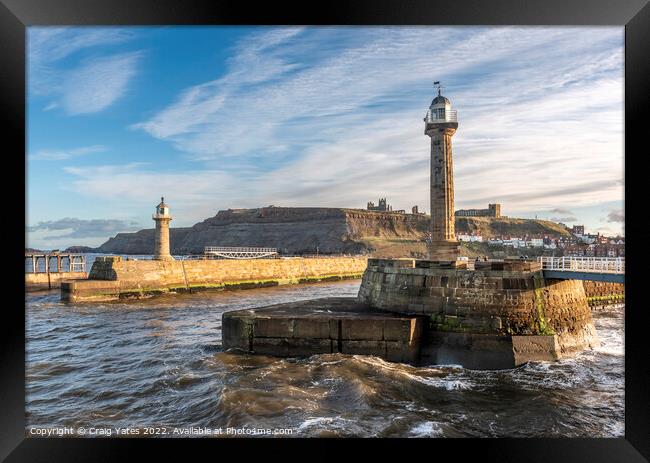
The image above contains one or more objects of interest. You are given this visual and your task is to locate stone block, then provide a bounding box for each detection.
[459,317,492,332]
[287,338,334,356]
[341,318,385,340]
[329,319,341,339]
[511,335,561,365]
[385,341,420,363]
[383,318,422,342]
[222,315,253,351]
[252,337,290,356]
[341,340,387,357]
[292,318,332,339]
[369,258,415,268]
[429,286,444,297]
[253,317,294,338]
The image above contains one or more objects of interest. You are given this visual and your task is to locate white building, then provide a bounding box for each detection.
[458,233,483,242]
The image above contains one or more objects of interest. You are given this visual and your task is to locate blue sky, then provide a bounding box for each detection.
[27,26,624,249]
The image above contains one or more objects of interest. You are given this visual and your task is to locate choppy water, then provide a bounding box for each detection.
[25,280,624,437]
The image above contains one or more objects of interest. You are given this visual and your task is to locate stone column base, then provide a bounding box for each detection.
[154,255,175,261]
[429,240,460,261]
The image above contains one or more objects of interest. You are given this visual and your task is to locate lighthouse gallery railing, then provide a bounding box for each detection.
[424,109,458,123]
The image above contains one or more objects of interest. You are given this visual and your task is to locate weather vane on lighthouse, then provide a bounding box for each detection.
[433,80,444,96]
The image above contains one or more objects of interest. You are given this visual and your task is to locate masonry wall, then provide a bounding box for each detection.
[63,256,368,301]
[357,258,598,356]
[26,272,88,291]
[582,281,625,307]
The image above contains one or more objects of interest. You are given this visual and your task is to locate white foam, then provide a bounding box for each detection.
[409,421,444,437]
[297,416,353,431]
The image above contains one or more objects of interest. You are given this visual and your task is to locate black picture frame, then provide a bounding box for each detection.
[3,0,648,460]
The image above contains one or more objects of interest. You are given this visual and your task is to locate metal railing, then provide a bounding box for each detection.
[424,109,458,123]
[537,256,624,274]
[203,246,278,259]
[24,253,86,273]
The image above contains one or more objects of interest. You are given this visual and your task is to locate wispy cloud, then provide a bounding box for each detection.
[31,26,624,244]
[29,144,107,161]
[126,26,623,219]
[27,217,141,239]
[61,163,243,222]
[28,27,141,115]
[61,52,141,115]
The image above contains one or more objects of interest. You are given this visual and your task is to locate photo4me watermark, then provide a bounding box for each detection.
[28,426,295,437]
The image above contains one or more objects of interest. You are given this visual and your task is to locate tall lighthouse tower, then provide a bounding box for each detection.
[424,82,460,261]
[153,197,173,261]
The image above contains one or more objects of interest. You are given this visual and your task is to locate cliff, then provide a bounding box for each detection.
[95,227,193,255]
[93,207,572,257]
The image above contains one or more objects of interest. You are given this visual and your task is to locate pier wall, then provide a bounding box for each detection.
[26,272,88,291]
[582,281,625,308]
[62,256,368,302]
[223,298,424,363]
[357,258,599,366]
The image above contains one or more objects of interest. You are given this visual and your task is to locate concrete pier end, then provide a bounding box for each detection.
[222,298,425,363]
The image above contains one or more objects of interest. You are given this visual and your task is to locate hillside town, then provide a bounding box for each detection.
[364,197,624,258]
[458,224,625,257]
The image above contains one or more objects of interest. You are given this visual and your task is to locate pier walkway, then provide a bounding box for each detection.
[538,256,624,283]
[203,247,278,259]
[25,252,86,273]
[25,252,88,290]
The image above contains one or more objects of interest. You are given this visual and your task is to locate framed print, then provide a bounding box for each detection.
[2,0,648,460]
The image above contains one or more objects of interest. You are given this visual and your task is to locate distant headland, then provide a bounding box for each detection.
[61,206,571,258]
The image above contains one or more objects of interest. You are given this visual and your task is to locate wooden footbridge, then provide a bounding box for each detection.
[537,257,624,283]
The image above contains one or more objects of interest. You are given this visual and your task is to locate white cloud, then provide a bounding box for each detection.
[28,27,141,115]
[61,52,141,115]
[62,27,624,232]
[27,217,141,239]
[29,144,107,161]
[61,163,245,223]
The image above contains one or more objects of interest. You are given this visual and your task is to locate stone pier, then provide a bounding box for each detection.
[356,258,599,368]
[223,298,424,363]
[61,256,368,302]
[220,88,602,369]
[222,258,600,369]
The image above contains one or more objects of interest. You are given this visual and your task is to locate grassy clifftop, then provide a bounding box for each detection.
[454,216,571,238]
[93,207,571,257]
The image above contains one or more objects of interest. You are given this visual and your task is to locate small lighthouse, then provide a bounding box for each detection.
[153,197,173,261]
[424,82,460,261]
